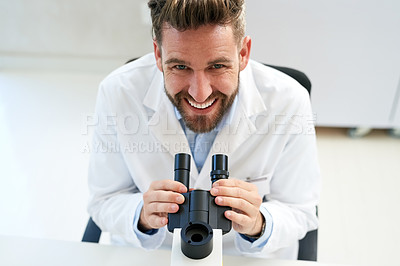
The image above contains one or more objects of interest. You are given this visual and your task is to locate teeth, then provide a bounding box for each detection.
[188,99,216,109]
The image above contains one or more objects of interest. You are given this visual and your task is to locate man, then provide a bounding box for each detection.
[88,0,320,259]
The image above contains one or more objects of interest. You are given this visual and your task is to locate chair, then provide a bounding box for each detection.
[82,217,101,243]
[263,64,312,96]
[82,59,317,261]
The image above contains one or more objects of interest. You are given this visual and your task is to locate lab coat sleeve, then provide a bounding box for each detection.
[235,96,320,255]
[87,82,166,249]
[261,100,320,254]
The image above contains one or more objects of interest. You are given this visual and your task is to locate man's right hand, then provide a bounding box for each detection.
[138,180,187,232]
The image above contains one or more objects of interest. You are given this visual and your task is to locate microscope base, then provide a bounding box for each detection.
[170,228,222,266]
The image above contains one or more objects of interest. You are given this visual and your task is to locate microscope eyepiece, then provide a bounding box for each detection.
[210,154,229,184]
[174,153,191,189]
[175,153,191,171]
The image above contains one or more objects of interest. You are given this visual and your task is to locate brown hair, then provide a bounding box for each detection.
[148,0,245,45]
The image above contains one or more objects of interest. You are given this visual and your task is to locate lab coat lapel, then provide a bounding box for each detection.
[211,62,267,156]
[206,102,257,161]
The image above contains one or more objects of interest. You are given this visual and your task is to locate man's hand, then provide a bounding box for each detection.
[210,179,264,236]
[139,180,187,231]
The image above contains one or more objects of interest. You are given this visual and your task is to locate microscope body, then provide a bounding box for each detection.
[170,228,223,266]
[168,153,231,261]
[168,189,231,234]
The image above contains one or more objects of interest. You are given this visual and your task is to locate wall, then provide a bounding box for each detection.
[245,0,400,128]
[1,0,400,125]
[0,0,153,71]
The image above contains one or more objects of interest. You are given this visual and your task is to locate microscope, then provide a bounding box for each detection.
[168,153,231,266]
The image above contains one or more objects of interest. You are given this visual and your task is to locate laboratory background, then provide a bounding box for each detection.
[1,0,400,265]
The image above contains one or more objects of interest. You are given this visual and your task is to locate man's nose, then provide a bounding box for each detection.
[188,71,212,103]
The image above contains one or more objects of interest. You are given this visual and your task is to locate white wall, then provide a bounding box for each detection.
[0,0,153,71]
[245,0,400,128]
[2,0,400,127]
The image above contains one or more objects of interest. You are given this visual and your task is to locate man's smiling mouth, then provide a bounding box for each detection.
[187,98,216,109]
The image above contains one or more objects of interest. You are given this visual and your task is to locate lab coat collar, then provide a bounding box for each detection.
[143,64,165,112]
[237,60,267,117]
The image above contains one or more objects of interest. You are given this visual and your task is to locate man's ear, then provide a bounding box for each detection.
[153,40,163,72]
[239,36,252,71]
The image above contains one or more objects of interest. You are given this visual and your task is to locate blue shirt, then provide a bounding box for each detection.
[174,97,238,172]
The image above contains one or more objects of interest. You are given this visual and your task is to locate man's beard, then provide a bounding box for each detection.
[165,79,239,133]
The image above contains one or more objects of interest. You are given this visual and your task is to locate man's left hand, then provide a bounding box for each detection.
[210,179,264,237]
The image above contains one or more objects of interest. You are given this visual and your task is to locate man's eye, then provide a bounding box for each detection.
[213,64,224,69]
[175,65,187,70]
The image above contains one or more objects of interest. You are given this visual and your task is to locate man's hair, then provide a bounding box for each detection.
[148,0,245,46]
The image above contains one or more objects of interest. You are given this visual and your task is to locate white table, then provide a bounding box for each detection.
[0,235,349,266]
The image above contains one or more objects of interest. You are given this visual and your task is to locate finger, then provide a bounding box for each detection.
[227,210,265,236]
[150,180,187,193]
[224,210,250,228]
[211,185,247,199]
[213,178,256,192]
[211,186,261,206]
[146,202,180,214]
[147,214,169,228]
[215,196,258,217]
[144,190,185,204]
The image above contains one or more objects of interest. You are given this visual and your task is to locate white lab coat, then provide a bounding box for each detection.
[87,53,320,259]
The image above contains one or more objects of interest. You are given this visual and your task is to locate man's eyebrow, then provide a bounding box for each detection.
[164,57,233,66]
[207,57,233,65]
[164,58,190,66]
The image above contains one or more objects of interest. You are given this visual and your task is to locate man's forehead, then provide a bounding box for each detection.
[160,25,237,53]
[160,23,235,42]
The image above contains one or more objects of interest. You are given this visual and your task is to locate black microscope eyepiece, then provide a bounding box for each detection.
[210,154,229,184]
[174,153,191,189]
[175,153,191,171]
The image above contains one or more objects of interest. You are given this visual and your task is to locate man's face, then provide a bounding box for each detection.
[154,24,251,133]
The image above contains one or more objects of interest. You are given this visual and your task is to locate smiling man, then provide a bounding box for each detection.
[88,0,320,260]
[158,24,247,133]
